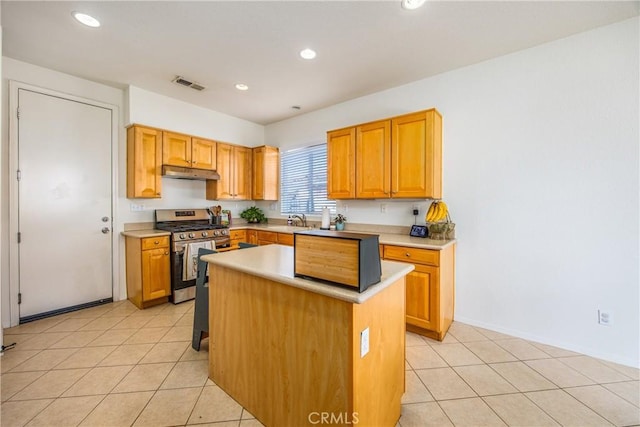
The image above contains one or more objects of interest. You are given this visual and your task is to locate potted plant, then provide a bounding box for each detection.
[334,214,347,231]
[240,206,267,224]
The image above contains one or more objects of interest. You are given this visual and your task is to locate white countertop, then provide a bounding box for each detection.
[232,224,456,250]
[202,244,414,304]
[121,224,456,250]
[121,229,171,238]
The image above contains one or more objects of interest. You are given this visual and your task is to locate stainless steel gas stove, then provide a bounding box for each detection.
[155,209,230,303]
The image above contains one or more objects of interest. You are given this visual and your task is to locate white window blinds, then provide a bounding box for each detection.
[280,144,336,215]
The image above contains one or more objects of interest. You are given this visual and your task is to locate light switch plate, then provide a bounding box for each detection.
[360,327,370,358]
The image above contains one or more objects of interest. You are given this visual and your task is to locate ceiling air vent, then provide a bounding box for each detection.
[172,76,206,91]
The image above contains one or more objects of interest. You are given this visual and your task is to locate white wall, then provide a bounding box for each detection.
[266,18,640,367]
[1,15,4,348]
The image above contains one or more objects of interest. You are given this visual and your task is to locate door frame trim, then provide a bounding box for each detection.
[8,80,120,327]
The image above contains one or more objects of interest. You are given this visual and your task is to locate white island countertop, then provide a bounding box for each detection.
[202,244,414,304]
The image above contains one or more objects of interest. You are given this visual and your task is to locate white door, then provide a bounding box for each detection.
[17,88,113,320]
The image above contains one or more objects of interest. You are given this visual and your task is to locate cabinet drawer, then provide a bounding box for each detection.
[383,245,439,266]
[230,229,246,240]
[141,236,169,250]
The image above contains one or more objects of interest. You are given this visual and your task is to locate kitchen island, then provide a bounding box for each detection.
[202,244,414,427]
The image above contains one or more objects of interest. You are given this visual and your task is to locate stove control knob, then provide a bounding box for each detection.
[179,233,186,240]
[188,232,195,238]
[221,229,229,236]
[214,230,220,236]
[201,231,208,237]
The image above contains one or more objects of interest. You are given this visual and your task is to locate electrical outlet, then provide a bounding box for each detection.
[598,310,612,326]
[269,203,276,210]
[130,203,145,212]
[380,203,387,213]
[412,208,419,216]
[343,204,348,213]
[360,327,370,358]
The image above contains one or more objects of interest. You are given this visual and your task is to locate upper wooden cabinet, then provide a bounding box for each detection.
[163,132,217,170]
[163,131,191,167]
[192,138,217,170]
[391,110,442,199]
[127,125,162,198]
[206,143,251,200]
[252,145,279,201]
[327,109,442,200]
[327,127,356,199]
[356,120,391,198]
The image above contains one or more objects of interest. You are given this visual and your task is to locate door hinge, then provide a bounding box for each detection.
[17,107,20,120]
[18,293,22,305]
[17,170,21,181]
[17,232,21,243]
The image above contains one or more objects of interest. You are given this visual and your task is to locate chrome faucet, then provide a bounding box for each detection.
[291,213,307,227]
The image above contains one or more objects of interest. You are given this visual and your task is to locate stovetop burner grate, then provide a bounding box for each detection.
[155,222,229,232]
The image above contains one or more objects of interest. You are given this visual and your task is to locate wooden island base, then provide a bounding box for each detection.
[209,265,406,427]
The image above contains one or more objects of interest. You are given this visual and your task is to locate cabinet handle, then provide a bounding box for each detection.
[154,241,160,245]
[405,252,411,257]
[164,251,169,255]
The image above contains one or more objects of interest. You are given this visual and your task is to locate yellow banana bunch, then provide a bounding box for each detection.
[425,201,449,222]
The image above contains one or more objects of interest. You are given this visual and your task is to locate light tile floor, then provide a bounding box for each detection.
[1,300,638,427]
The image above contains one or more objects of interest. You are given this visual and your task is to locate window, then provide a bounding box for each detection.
[280,144,335,216]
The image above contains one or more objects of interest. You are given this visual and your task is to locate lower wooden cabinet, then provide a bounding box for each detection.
[231,228,294,247]
[125,235,171,309]
[256,230,294,246]
[383,243,456,341]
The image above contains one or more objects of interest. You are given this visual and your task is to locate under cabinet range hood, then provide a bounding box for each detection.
[162,165,220,180]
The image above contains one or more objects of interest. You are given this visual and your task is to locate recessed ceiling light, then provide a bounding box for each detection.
[401,0,426,10]
[300,49,317,60]
[235,83,249,91]
[72,12,101,28]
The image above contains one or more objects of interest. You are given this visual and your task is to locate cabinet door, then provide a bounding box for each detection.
[233,146,252,200]
[356,120,390,198]
[391,110,442,199]
[277,233,294,246]
[257,231,278,245]
[141,248,171,301]
[127,125,162,198]
[252,146,279,201]
[208,143,234,200]
[405,264,439,332]
[327,128,356,199]
[191,138,217,170]
[247,230,258,245]
[163,131,192,167]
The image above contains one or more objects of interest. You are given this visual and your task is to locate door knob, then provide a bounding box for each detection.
[101,227,110,234]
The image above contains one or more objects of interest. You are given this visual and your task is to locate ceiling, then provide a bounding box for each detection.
[2,1,639,125]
